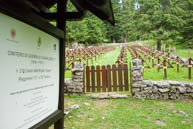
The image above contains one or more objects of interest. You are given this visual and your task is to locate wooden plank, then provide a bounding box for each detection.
[30,110,63,129]
[188,58,192,80]
[102,65,106,92]
[124,64,129,91]
[112,64,117,92]
[96,65,101,92]
[177,56,180,72]
[54,0,66,128]
[129,62,132,94]
[91,66,95,92]
[163,59,167,79]
[118,64,123,91]
[83,64,85,93]
[107,65,112,92]
[86,66,90,92]
[41,11,85,21]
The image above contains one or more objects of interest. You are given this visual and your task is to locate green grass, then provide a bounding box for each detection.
[144,65,193,82]
[134,50,193,82]
[88,46,121,66]
[62,95,193,129]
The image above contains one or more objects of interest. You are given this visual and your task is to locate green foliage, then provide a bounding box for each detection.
[51,0,193,47]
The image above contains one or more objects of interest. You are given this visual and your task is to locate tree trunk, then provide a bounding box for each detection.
[157,39,161,51]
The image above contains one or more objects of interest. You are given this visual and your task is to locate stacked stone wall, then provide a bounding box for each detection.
[64,63,84,93]
[131,59,193,100]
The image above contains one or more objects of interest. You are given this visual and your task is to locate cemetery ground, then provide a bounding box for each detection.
[61,43,193,129]
[62,95,193,129]
[65,44,193,82]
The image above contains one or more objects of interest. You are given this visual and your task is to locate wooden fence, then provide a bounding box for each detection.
[85,64,130,92]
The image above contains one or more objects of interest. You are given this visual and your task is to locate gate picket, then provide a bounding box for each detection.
[102,65,106,92]
[91,66,95,92]
[107,65,112,92]
[96,65,101,92]
[118,64,123,91]
[124,64,129,91]
[86,66,90,92]
[85,64,130,93]
[112,64,117,91]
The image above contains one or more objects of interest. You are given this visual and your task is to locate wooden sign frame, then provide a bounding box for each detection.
[0,0,66,129]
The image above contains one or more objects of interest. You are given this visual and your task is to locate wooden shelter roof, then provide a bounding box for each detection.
[36,0,115,25]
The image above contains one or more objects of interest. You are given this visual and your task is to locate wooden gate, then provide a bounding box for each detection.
[85,64,130,92]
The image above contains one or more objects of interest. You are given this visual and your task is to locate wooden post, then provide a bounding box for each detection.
[102,65,106,92]
[83,64,85,93]
[168,53,170,65]
[177,56,179,72]
[152,53,154,67]
[86,66,90,92]
[91,66,95,92]
[142,59,144,66]
[55,0,67,128]
[96,65,101,92]
[163,59,167,79]
[188,58,192,80]
[71,62,74,69]
[124,64,129,91]
[118,64,123,91]
[157,58,160,72]
[112,64,117,92]
[129,62,132,94]
[107,65,112,92]
[152,57,154,67]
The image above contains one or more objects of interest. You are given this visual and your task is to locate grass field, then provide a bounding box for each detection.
[144,64,193,82]
[63,95,193,129]
[65,44,193,81]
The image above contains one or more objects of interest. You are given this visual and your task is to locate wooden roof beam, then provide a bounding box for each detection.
[40,11,86,21]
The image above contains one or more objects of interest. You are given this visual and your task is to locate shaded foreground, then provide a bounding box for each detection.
[62,95,193,129]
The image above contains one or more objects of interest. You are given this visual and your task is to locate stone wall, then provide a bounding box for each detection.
[64,63,84,94]
[131,59,193,100]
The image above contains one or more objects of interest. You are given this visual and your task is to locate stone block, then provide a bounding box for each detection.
[131,66,143,71]
[72,75,83,79]
[132,81,146,88]
[157,81,170,88]
[167,80,181,86]
[73,71,83,76]
[186,87,193,93]
[152,86,158,93]
[177,87,186,94]
[132,59,142,66]
[143,80,153,87]
[158,88,169,93]
[132,88,141,92]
